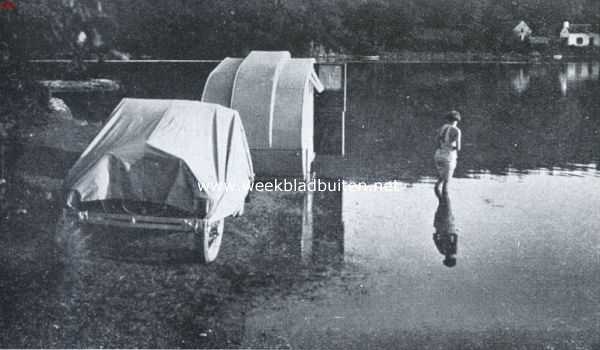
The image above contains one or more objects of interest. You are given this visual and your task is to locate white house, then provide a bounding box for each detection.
[513,21,532,41]
[560,21,600,47]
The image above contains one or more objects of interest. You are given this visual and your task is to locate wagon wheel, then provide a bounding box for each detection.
[194,219,224,263]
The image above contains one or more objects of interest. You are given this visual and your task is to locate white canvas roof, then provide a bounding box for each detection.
[64,98,254,221]
[201,51,324,178]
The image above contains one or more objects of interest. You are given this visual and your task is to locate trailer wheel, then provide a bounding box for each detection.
[194,219,224,263]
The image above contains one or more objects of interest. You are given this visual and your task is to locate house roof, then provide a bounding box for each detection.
[513,21,532,33]
[568,24,595,33]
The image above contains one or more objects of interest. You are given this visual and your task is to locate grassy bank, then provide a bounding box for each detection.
[0,110,363,347]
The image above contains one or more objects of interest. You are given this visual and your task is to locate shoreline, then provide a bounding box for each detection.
[27,54,600,66]
[318,50,600,63]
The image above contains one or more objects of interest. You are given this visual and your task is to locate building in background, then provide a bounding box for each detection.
[513,21,532,41]
[560,22,600,47]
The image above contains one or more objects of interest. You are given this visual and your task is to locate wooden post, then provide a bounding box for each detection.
[341,63,347,156]
[0,137,5,180]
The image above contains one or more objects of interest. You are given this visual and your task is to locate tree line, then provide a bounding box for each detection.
[4,0,600,59]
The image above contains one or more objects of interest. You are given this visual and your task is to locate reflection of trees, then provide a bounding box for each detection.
[343,64,600,182]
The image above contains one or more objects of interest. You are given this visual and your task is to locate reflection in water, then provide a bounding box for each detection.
[509,63,600,97]
[511,68,530,94]
[244,174,600,349]
[433,191,458,267]
[282,179,344,267]
[301,189,314,263]
[310,180,345,266]
[559,62,600,96]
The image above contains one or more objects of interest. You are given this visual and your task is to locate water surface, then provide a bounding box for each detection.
[244,62,600,348]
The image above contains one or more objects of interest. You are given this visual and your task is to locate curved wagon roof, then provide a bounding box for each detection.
[202,51,323,178]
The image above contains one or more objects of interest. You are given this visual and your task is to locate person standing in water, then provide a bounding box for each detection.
[434,110,462,196]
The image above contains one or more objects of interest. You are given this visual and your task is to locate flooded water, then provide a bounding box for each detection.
[3,62,600,348]
[244,173,600,348]
[260,63,600,348]
[245,62,600,348]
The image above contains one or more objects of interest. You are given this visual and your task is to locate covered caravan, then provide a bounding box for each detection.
[201,51,324,179]
[64,98,254,223]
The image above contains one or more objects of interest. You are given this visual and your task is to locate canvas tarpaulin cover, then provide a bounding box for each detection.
[64,98,254,222]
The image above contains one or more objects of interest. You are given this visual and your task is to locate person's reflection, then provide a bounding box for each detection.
[433,190,458,267]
